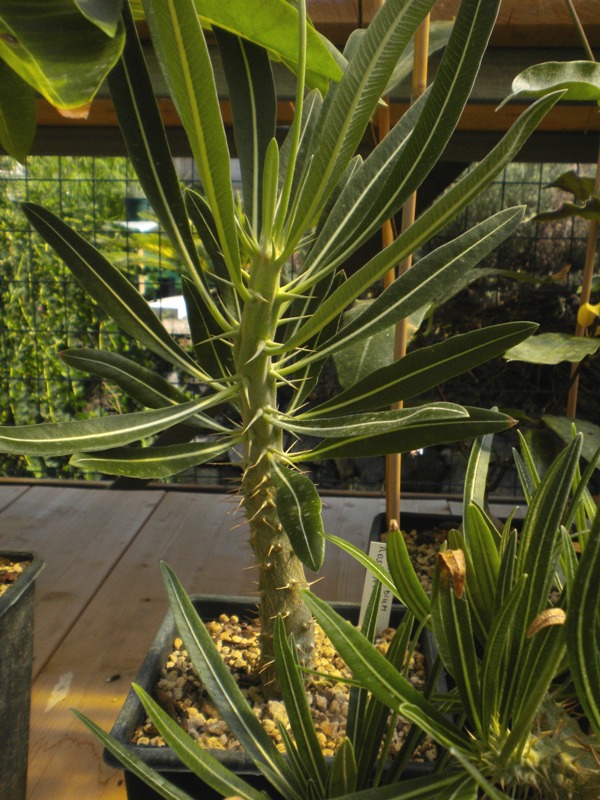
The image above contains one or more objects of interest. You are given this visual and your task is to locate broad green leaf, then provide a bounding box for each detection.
[294,407,515,461]
[0,1,125,113]
[271,403,467,440]
[280,90,560,348]
[299,322,537,418]
[303,0,499,277]
[566,507,600,738]
[273,616,328,794]
[72,709,200,800]
[329,739,357,798]
[547,169,595,201]
[190,0,342,89]
[505,332,600,364]
[76,0,123,37]
[21,202,203,378]
[290,207,526,366]
[0,60,35,163]
[509,60,600,104]
[271,463,325,572]
[70,437,238,479]
[159,563,300,797]
[132,685,267,800]
[303,592,469,750]
[286,0,438,247]
[144,0,242,294]
[531,196,600,222]
[107,4,210,303]
[543,416,600,466]
[386,530,431,624]
[0,395,229,456]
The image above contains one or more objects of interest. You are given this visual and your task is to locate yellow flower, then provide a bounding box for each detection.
[577,301,600,328]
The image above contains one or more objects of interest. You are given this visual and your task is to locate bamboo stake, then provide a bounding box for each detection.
[384,16,431,528]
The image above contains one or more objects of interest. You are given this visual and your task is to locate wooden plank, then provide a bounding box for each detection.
[0,486,164,680]
[0,484,30,513]
[27,490,381,800]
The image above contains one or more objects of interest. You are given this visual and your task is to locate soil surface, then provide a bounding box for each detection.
[133,613,437,764]
[0,557,30,598]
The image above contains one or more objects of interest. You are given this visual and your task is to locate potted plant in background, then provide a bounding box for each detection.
[0,550,44,800]
[0,0,564,791]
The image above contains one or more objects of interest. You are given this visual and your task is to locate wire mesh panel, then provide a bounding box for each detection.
[0,156,596,492]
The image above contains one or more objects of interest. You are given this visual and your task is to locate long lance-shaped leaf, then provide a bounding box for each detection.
[160,563,303,799]
[273,616,328,794]
[181,277,235,382]
[293,407,515,462]
[143,0,243,296]
[132,686,267,800]
[329,739,357,798]
[479,574,528,733]
[72,709,203,800]
[284,0,438,249]
[566,505,600,738]
[61,348,228,432]
[70,437,239,479]
[271,403,467,440]
[107,2,217,321]
[298,322,537,418]
[271,462,325,572]
[283,207,525,368]
[387,529,431,624]
[430,554,482,735]
[278,91,561,346]
[0,395,231,456]
[460,505,500,634]
[446,750,511,800]
[463,433,494,525]
[334,772,470,800]
[20,202,203,379]
[304,0,499,277]
[325,533,402,602]
[214,28,276,235]
[0,2,124,113]
[303,591,470,751]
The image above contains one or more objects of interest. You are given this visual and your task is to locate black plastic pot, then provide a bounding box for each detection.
[105,595,443,799]
[0,551,44,800]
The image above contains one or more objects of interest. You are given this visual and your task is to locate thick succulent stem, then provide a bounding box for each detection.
[234,252,314,691]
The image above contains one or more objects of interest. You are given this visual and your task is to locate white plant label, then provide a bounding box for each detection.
[359,540,392,634]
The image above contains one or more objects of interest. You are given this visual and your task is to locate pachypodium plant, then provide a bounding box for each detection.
[0,0,562,680]
[317,431,600,798]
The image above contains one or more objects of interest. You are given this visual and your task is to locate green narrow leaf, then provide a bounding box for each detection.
[72,709,199,800]
[462,433,494,521]
[0,395,227,456]
[273,616,328,794]
[328,738,357,798]
[386,529,431,624]
[508,60,600,103]
[214,28,276,234]
[448,749,512,800]
[159,563,301,798]
[565,508,600,738]
[294,207,526,365]
[70,437,238,479]
[144,0,242,293]
[0,60,35,163]
[132,685,267,800]
[181,277,234,382]
[282,90,561,344]
[296,323,537,418]
[463,504,501,631]
[324,533,402,602]
[107,3,209,297]
[271,463,325,572]
[20,202,203,378]
[294,407,515,462]
[303,592,470,751]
